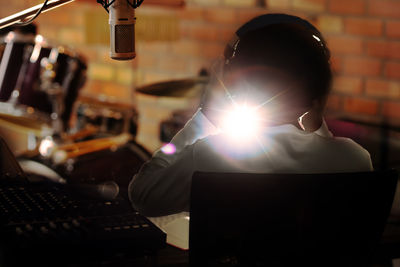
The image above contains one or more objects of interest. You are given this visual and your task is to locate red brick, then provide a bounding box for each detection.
[171,40,202,57]
[138,53,159,69]
[180,23,192,39]
[292,0,326,12]
[386,20,400,38]
[369,0,400,18]
[223,0,258,7]
[266,0,291,9]
[383,102,400,119]
[141,71,172,85]
[76,45,98,62]
[333,76,363,95]
[137,42,169,54]
[116,67,136,86]
[58,28,85,45]
[366,79,400,98]
[330,55,343,73]
[177,7,205,21]
[328,0,365,15]
[344,18,383,37]
[202,43,224,59]
[131,57,139,69]
[102,82,131,100]
[83,80,103,96]
[344,98,378,115]
[204,8,236,25]
[159,56,189,73]
[367,40,400,60]
[316,15,343,33]
[37,6,83,27]
[385,62,400,79]
[191,0,222,6]
[88,63,115,82]
[237,9,267,25]
[39,27,59,43]
[190,24,219,41]
[326,94,342,111]
[218,27,237,43]
[290,12,314,23]
[343,57,381,76]
[98,47,126,65]
[326,36,363,55]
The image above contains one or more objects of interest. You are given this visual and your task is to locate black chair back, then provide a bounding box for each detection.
[189,170,398,266]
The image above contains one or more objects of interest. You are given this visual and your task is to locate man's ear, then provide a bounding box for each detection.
[298,99,324,132]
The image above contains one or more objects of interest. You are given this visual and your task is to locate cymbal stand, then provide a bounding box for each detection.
[40,49,64,135]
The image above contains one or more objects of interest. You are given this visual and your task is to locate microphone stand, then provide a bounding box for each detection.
[0,0,75,30]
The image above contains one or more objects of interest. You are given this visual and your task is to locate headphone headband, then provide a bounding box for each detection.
[224,14,330,65]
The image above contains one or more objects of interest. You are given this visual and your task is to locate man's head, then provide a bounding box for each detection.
[220,14,332,129]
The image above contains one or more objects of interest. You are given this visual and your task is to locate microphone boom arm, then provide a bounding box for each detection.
[0,0,75,30]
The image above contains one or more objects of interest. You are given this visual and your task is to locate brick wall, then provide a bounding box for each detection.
[1,0,400,150]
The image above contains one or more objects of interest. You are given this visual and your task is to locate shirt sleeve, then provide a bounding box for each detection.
[128,109,219,217]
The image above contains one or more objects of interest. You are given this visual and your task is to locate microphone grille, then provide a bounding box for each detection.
[115,24,135,53]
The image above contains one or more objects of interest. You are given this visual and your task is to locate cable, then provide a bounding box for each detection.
[97,0,115,13]
[127,0,144,9]
[97,0,143,13]
[17,0,50,26]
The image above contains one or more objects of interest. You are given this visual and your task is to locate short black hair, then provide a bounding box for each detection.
[224,14,332,107]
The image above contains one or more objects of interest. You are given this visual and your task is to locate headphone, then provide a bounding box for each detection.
[223,13,330,67]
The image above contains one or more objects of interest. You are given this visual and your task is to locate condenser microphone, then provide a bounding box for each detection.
[109,0,136,60]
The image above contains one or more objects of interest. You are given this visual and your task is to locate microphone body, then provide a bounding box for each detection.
[68,181,120,200]
[109,0,136,60]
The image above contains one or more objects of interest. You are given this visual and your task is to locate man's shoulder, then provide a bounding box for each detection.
[323,136,373,171]
[331,136,370,154]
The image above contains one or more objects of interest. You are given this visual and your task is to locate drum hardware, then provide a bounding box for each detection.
[8,45,33,106]
[75,95,138,137]
[0,102,52,156]
[63,124,98,141]
[45,133,132,164]
[18,139,151,192]
[40,51,65,135]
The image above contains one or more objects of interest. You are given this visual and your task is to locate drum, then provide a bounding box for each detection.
[0,31,35,101]
[0,102,52,155]
[75,95,138,137]
[18,140,151,197]
[0,32,87,129]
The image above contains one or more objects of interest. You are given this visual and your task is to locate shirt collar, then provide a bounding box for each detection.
[260,119,333,138]
[313,119,333,138]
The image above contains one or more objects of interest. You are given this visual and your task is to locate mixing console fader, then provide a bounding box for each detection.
[0,178,166,266]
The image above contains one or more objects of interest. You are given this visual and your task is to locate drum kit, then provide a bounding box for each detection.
[0,28,208,192]
[0,29,150,191]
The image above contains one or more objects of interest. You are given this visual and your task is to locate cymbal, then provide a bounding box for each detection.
[78,95,135,110]
[135,77,209,98]
[0,103,51,129]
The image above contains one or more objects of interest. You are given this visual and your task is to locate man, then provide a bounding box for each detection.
[129,14,373,218]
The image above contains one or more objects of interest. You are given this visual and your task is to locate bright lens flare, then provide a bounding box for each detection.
[39,136,55,157]
[221,105,262,141]
[161,143,176,155]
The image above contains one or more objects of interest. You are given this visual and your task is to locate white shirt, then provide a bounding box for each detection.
[128,109,373,217]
